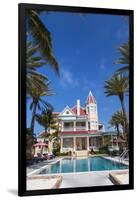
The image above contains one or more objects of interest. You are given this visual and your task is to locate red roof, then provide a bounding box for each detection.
[113,138,126,143]
[71,106,87,116]
[61,130,98,135]
[86,91,96,104]
[33,142,48,147]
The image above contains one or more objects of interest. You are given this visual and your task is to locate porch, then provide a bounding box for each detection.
[60,135,102,156]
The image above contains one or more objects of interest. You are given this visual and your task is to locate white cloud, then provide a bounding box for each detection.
[60,68,79,88]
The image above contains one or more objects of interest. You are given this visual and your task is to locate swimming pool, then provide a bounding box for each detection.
[40,156,128,174]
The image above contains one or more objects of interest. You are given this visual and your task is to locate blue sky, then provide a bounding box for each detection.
[27,12,129,135]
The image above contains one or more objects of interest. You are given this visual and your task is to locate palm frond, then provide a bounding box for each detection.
[27,10,59,75]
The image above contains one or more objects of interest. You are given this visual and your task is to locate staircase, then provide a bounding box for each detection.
[75,150,88,157]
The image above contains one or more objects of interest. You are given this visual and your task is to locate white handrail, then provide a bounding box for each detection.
[119,150,129,163]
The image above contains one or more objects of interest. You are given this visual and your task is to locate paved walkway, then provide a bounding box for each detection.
[60,171,113,188]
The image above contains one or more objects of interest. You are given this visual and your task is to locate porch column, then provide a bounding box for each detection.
[60,137,63,153]
[74,121,76,131]
[62,121,64,131]
[73,137,76,151]
[87,136,90,151]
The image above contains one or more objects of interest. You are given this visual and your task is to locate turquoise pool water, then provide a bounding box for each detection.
[40,156,128,174]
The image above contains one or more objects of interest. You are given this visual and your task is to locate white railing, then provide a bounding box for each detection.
[63,126,87,131]
[76,126,86,130]
[63,127,74,131]
[119,150,129,163]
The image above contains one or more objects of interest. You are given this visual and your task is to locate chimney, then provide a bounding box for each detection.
[77,99,80,116]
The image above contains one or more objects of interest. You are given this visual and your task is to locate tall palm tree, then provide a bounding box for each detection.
[27,41,48,93]
[116,42,129,74]
[27,9,59,75]
[104,74,129,134]
[28,82,54,135]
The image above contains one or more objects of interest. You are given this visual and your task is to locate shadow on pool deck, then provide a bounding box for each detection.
[27,159,60,174]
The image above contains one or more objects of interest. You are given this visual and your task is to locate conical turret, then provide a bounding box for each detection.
[86,90,96,105]
[86,90,98,130]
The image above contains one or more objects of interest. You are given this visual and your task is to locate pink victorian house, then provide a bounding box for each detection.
[57,91,105,156]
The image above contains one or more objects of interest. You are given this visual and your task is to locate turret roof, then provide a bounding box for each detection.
[86,90,96,104]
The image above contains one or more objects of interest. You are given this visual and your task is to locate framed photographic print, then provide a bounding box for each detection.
[18,3,134,196]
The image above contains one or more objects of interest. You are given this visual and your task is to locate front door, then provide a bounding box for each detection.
[76,137,87,150]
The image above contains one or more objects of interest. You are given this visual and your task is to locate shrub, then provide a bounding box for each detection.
[56,152,69,156]
[98,146,108,154]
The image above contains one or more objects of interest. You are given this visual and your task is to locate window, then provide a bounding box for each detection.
[66,111,69,114]
[76,122,86,127]
[89,106,96,113]
[63,138,73,148]
[90,106,94,112]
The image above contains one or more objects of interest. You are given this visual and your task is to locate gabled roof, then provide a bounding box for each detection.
[86,90,96,104]
[71,106,87,116]
[59,105,75,116]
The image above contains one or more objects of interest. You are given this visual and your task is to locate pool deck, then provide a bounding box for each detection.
[26,155,129,190]
[60,169,129,188]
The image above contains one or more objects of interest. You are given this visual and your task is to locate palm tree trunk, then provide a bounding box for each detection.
[116,124,120,137]
[119,98,129,137]
[31,101,38,135]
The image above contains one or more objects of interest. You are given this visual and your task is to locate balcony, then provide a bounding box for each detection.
[63,126,87,132]
[76,126,86,131]
[63,126,74,131]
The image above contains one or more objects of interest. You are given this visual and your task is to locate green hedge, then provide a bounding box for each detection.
[98,146,108,154]
[56,152,69,156]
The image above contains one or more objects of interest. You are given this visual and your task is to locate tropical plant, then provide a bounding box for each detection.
[116,42,129,74]
[26,9,59,74]
[36,110,60,145]
[35,108,54,134]
[109,110,126,136]
[104,74,129,134]
[26,41,48,93]
[28,82,54,135]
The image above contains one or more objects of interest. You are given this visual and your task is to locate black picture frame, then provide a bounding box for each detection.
[18,3,134,196]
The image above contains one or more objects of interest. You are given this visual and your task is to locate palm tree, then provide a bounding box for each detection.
[27,9,59,74]
[104,74,129,134]
[116,42,129,74]
[28,82,54,135]
[35,109,54,134]
[109,117,120,137]
[36,111,60,152]
[27,41,48,93]
[109,110,125,137]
